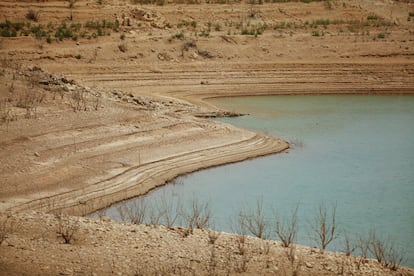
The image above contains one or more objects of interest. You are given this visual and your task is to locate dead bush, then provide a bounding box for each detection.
[183,198,211,233]
[240,197,269,239]
[234,241,249,273]
[116,199,147,225]
[70,90,87,111]
[151,192,182,227]
[26,9,40,22]
[342,232,357,257]
[236,234,247,256]
[93,93,101,111]
[0,213,13,246]
[15,88,43,119]
[13,70,45,119]
[56,214,79,244]
[366,230,404,270]
[207,229,220,245]
[0,100,17,130]
[309,203,338,252]
[275,206,298,248]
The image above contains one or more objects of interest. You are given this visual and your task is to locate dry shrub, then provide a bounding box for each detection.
[234,243,249,273]
[93,93,101,111]
[309,203,338,252]
[207,229,220,245]
[116,199,147,225]
[240,197,269,239]
[183,198,211,233]
[275,206,298,248]
[366,230,404,271]
[11,71,46,119]
[149,192,182,227]
[70,90,86,111]
[56,214,79,244]
[0,213,13,246]
[0,99,17,130]
[237,234,247,256]
[26,9,40,22]
[342,232,357,257]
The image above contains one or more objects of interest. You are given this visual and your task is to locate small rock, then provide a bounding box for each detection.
[34,152,40,157]
[305,262,313,268]
[101,216,111,222]
[59,268,73,275]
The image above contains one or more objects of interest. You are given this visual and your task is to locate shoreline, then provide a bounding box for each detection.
[1,0,414,272]
[7,131,289,216]
[0,65,290,215]
[2,65,413,216]
[8,87,414,216]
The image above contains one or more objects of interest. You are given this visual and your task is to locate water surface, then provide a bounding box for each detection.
[102,95,414,267]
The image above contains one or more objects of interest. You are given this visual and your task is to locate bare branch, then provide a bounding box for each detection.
[182,197,211,233]
[309,203,338,252]
[275,206,298,248]
[240,197,269,239]
[56,214,79,244]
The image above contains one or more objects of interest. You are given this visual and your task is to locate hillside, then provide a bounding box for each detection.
[1,0,414,274]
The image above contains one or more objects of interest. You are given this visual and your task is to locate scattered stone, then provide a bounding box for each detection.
[34,152,40,157]
[101,216,111,222]
[157,53,173,61]
[305,262,314,268]
[198,50,214,59]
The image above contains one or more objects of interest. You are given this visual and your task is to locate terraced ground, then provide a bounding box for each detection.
[0,0,413,274]
[0,66,288,215]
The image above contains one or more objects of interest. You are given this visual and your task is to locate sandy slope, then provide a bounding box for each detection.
[0,65,288,215]
[1,211,413,275]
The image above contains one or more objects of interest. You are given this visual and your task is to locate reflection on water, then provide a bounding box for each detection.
[100,95,414,267]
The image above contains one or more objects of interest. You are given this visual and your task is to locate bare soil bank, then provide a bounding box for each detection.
[1,0,414,274]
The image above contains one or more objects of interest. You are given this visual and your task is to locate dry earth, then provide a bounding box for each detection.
[1,0,414,274]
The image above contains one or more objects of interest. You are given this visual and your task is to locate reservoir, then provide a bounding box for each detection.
[101,95,414,267]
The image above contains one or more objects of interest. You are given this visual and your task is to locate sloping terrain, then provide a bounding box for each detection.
[0,0,413,274]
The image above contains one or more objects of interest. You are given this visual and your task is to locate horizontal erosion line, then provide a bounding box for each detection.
[90,80,411,87]
[69,64,410,71]
[72,63,412,69]
[80,74,390,81]
[74,69,413,77]
[82,74,390,81]
[183,88,414,97]
[10,135,276,214]
[71,68,407,76]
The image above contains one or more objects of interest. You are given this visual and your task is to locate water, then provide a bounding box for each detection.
[100,95,414,267]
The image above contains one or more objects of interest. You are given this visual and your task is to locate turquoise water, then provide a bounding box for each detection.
[102,95,414,267]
